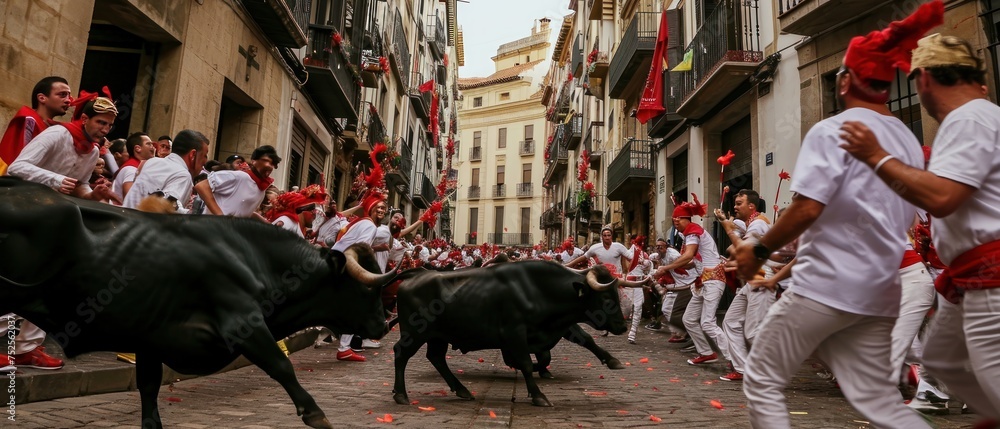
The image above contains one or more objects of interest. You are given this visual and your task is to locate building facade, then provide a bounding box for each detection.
[454,20,551,247]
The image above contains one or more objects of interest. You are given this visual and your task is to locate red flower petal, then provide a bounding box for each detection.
[489,410,497,418]
[639,358,649,363]
[165,397,182,403]
[418,406,436,411]
[650,415,662,422]
[710,400,724,410]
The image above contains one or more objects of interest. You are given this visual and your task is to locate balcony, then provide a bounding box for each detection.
[544,126,569,183]
[488,233,533,246]
[409,71,431,120]
[676,0,762,120]
[607,138,655,201]
[565,114,583,150]
[549,81,571,122]
[778,0,876,37]
[470,146,482,161]
[647,68,684,138]
[239,0,308,48]
[563,192,579,217]
[541,207,563,228]
[389,10,410,87]
[519,140,535,156]
[364,103,387,146]
[360,26,387,88]
[516,183,533,198]
[412,172,438,209]
[386,138,413,195]
[466,233,478,245]
[587,41,610,79]
[608,12,658,99]
[468,185,481,200]
[492,184,507,198]
[572,34,584,77]
[303,25,359,126]
[588,0,612,20]
[428,14,447,60]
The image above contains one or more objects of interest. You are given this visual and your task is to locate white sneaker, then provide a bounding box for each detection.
[907,394,948,415]
[361,339,382,348]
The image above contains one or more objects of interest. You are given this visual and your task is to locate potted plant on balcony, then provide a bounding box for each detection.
[577,181,595,220]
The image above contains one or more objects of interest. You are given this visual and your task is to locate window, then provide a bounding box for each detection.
[469,207,478,235]
[500,92,510,101]
[494,206,504,237]
[522,163,531,183]
[822,70,841,118]
[887,69,923,144]
[524,124,534,141]
[520,207,530,236]
[526,56,530,62]
[473,97,483,107]
[471,168,480,187]
[473,131,481,147]
[498,128,507,148]
[497,166,505,185]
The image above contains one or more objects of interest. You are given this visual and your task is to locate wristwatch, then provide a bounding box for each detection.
[752,242,771,261]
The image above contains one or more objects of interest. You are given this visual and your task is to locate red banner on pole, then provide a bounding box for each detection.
[636,10,669,124]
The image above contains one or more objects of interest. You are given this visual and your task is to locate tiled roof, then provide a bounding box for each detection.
[529,89,543,99]
[457,59,545,89]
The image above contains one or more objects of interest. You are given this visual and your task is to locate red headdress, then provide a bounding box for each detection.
[843,1,944,83]
[358,144,389,217]
[420,200,444,228]
[266,184,328,226]
[672,193,707,219]
[70,86,115,121]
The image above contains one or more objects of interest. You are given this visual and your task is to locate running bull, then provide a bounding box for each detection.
[0,177,395,429]
[390,261,639,407]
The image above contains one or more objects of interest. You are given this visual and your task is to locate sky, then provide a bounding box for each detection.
[456,0,574,78]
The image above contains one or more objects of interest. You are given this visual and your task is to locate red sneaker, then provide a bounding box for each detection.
[336,350,366,362]
[720,371,743,381]
[687,353,718,365]
[668,335,689,343]
[14,347,64,370]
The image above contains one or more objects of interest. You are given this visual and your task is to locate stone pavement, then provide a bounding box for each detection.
[9,324,978,428]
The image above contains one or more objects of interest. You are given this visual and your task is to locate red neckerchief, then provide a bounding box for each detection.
[682,222,705,261]
[245,168,273,191]
[114,157,141,179]
[747,211,760,227]
[59,120,98,155]
[0,106,49,169]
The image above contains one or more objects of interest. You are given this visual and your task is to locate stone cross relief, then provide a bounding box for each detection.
[238,45,260,81]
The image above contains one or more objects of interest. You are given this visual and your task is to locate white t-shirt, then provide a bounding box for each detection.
[373,225,392,273]
[7,126,97,194]
[789,108,922,317]
[112,165,138,204]
[684,228,722,268]
[388,238,407,265]
[272,215,304,238]
[927,99,1000,265]
[331,218,377,253]
[205,170,267,217]
[315,213,348,246]
[560,247,584,263]
[625,247,652,279]
[584,242,631,274]
[745,218,769,240]
[123,153,193,211]
[652,248,703,285]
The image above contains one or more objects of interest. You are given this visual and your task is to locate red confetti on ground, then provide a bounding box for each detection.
[669,378,681,383]
[599,375,604,379]
[165,397,182,403]
[367,410,373,415]
[703,380,717,385]
[446,355,451,359]
[489,410,497,418]
[624,362,632,366]
[418,406,436,411]
[434,390,448,396]
[652,387,660,391]
[650,415,662,422]
[584,391,608,396]
[478,358,485,362]
[646,367,654,371]
[586,362,593,367]
[563,357,569,360]
[617,410,629,415]
[410,400,419,405]
[376,413,394,423]
[639,358,649,363]
[457,369,464,374]
[710,400,724,410]
[383,382,390,386]
[634,383,639,387]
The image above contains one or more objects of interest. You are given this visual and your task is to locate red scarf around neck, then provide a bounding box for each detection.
[245,168,273,191]
[59,120,97,155]
[114,157,141,179]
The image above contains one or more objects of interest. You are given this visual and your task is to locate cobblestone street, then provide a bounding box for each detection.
[11,324,977,428]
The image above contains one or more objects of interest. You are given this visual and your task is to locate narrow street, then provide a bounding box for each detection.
[13,325,975,428]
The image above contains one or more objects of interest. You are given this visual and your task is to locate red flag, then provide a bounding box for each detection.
[429,90,439,145]
[419,79,434,93]
[636,10,669,124]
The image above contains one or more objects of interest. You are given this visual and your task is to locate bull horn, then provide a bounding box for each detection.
[586,270,617,291]
[617,277,647,289]
[344,247,397,288]
[565,266,593,276]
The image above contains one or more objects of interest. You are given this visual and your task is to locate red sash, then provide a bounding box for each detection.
[899,249,924,269]
[934,239,1000,304]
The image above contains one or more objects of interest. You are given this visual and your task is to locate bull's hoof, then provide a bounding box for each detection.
[530,394,552,407]
[393,393,411,405]
[605,358,625,370]
[302,410,333,429]
[538,369,554,379]
[455,387,475,400]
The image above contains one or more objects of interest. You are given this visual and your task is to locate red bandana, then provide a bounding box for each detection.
[114,157,141,180]
[245,168,273,191]
[59,120,97,155]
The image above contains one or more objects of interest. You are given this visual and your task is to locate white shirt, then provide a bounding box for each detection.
[123,153,193,211]
[684,228,722,268]
[625,248,652,280]
[373,225,392,273]
[584,242,631,274]
[388,238,407,265]
[560,247,584,263]
[744,217,769,240]
[927,99,1000,265]
[415,245,431,262]
[789,108,922,318]
[8,126,96,194]
[315,212,348,246]
[331,218,377,253]
[112,165,138,204]
[205,170,267,217]
[272,215,304,238]
[652,248,703,285]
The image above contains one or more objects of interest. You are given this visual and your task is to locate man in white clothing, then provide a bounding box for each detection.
[623,236,651,344]
[123,129,208,212]
[840,32,1000,420]
[112,132,155,204]
[647,238,700,343]
[195,145,280,217]
[732,4,941,426]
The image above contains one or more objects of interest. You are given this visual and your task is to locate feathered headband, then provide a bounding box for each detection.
[672,193,707,219]
[843,0,944,82]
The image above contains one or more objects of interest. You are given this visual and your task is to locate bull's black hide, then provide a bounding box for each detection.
[0,177,393,429]
[391,261,627,407]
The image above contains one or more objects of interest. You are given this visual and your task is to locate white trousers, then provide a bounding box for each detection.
[923,289,1000,419]
[660,289,691,336]
[682,280,729,359]
[338,334,354,353]
[625,287,644,341]
[0,314,45,354]
[743,292,931,429]
[724,285,777,374]
[889,263,935,383]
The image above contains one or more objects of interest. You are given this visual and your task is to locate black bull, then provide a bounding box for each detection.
[0,177,395,429]
[390,261,628,407]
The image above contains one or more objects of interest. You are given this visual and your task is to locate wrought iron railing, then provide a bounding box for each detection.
[305,25,359,108]
[392,10,410,87]
[399,139,413,182]
[429,14,446,58]
[289,0,310,35]
[365,104,386,145]
[677,0,762,105]
[492,184,506,198]
[778,0,806,15]
[516,183,533,197]
[519,140,534,156]
[548,127,568,162]
[488,233,533,246]
[420,174,437,206]
[608,12,658,96]
[468,185,481,199]
[470,146,482,161]
[607,138,655,195]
